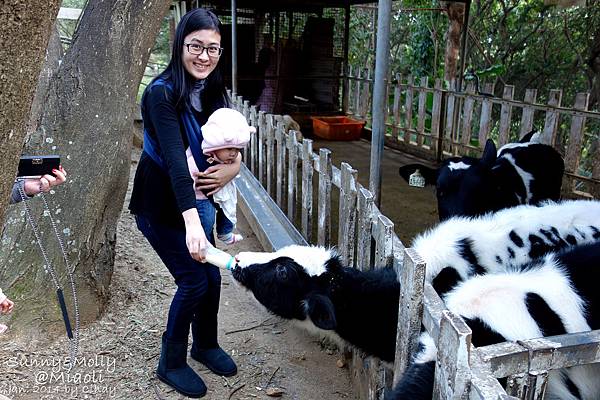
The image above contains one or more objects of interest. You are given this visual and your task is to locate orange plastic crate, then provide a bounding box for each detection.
[311,116,365,141]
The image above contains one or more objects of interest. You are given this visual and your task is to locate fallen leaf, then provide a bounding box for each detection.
[266,387,285,397]
[336,359,345,368]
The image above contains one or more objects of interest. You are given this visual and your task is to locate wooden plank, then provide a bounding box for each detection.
[257,111,266,186]
[266,114,276,197]
[432,310,472,399]
[430,79,443,157]
[540,89,563,145]
[287,131,299,224]
[445,80,457,154]
[417,76,428,147]
[317,149,332,247]
[478,82,495,146]
[461,82,476,147]
[356,188,374,272]
[392,73,402,139]
[361,68,372,119]
[422,283,445,343]
[249,106,258,175]
[498,85,515,147]
[404,75,415,143]
[393,247,426,384]
[354,67,362,118]
[301,139,314,242]
[347,64,354,115]
[275,121,286,209]
[338,163,358,268]
[469,349,518,400]
[374,215,394,269]
[562,93,589,197]
[519,88,537,138]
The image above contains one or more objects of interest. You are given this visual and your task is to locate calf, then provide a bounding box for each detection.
[232,200,600,364]
[232,245,400,362]
[412,199,600,296]
[399,132,564,220]
[389,241,600,400]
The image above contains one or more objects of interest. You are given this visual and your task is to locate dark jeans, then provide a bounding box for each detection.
[135,201,221,345]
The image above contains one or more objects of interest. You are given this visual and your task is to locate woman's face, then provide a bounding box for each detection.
[182,29,221,81]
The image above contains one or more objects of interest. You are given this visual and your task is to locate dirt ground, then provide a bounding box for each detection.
[0,149,357,400]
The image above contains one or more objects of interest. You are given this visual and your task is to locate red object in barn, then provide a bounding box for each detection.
[310,116,365,141]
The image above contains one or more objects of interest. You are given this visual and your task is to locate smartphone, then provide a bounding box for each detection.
[17,155,61,178]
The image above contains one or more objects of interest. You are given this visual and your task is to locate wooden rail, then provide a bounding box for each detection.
[344,70,600,199]
[231,91,600,400]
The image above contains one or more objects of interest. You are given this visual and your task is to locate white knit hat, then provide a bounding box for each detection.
[201,108,255,154]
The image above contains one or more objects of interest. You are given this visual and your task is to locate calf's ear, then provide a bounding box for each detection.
[480,139,497,167]
[398,164,438,186]
[306,293,337,330]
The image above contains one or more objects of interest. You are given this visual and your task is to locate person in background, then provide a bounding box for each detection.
[1,166,68,334]
[128,8,238,398]
[186,107,252,246]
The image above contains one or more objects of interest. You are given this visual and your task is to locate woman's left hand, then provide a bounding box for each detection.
[194,153,241,196]
[23,165,68,196]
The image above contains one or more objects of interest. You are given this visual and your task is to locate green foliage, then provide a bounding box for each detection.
[348,0,600,109]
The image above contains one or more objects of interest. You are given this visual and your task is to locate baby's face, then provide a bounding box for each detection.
[214,148,240,164]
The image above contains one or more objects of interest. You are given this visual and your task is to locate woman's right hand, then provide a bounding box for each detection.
[182,208,209,262]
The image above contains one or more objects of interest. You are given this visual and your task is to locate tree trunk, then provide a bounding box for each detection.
[0,1,61,224]
[442,1,465,84]
[0,0,172,338]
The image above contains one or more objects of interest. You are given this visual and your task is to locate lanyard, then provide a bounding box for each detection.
[16,179,80,369]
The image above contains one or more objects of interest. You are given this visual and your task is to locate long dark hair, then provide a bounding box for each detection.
[149,8,229,113]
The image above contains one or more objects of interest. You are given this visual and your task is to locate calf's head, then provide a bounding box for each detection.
[399,139,499,220]
[232,247,339,331]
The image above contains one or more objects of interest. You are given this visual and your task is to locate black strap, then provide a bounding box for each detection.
[56,288,73,339]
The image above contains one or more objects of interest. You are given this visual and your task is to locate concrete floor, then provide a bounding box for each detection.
[311,138,440,245]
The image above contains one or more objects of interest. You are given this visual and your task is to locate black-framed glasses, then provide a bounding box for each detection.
[184,43,223,57]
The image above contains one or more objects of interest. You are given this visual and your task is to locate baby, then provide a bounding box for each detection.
[187,108,254,245]
[0,287,14,334]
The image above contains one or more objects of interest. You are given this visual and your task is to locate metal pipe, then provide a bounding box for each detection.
[369,0,393,207]
[342,0,351,114]
[231,0,238,94]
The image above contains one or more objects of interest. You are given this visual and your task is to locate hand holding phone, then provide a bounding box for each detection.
[17,155,61,178]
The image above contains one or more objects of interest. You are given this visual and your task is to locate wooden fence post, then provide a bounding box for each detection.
[338,162,358,268]
[461,82,476,149]
[416,76,429,147]
[317,149,332,247]
[540,89,563,145]
[249,106,258,175]
[356,188,374,271]
[519,88,537,138]
[257,111,266,185]
[392,73,402,140]
[433,310,472,399]
[275,120,286,209]
[404,75,415,144]
[430,79,443,158]
[478,82,495,147]
[266,114,276,197]
[562,93,589,196]
[498,85,515,147]
[393,248,426,383]
[287,132,299,224]
[301,139,314,242]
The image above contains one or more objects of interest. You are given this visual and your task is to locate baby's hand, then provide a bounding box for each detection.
[0,297,14,314]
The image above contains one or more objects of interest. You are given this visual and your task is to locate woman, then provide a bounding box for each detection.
[129,9,238,398]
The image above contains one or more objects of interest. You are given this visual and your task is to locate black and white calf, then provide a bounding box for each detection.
[399,132,564,220]
[232,200,600,364]
[389,241,600,400]
[412,199,600,296]
[232,245,400,362]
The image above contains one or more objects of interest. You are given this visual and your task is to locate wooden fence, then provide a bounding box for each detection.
[231,92,600,400]
[345,67,600,199]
